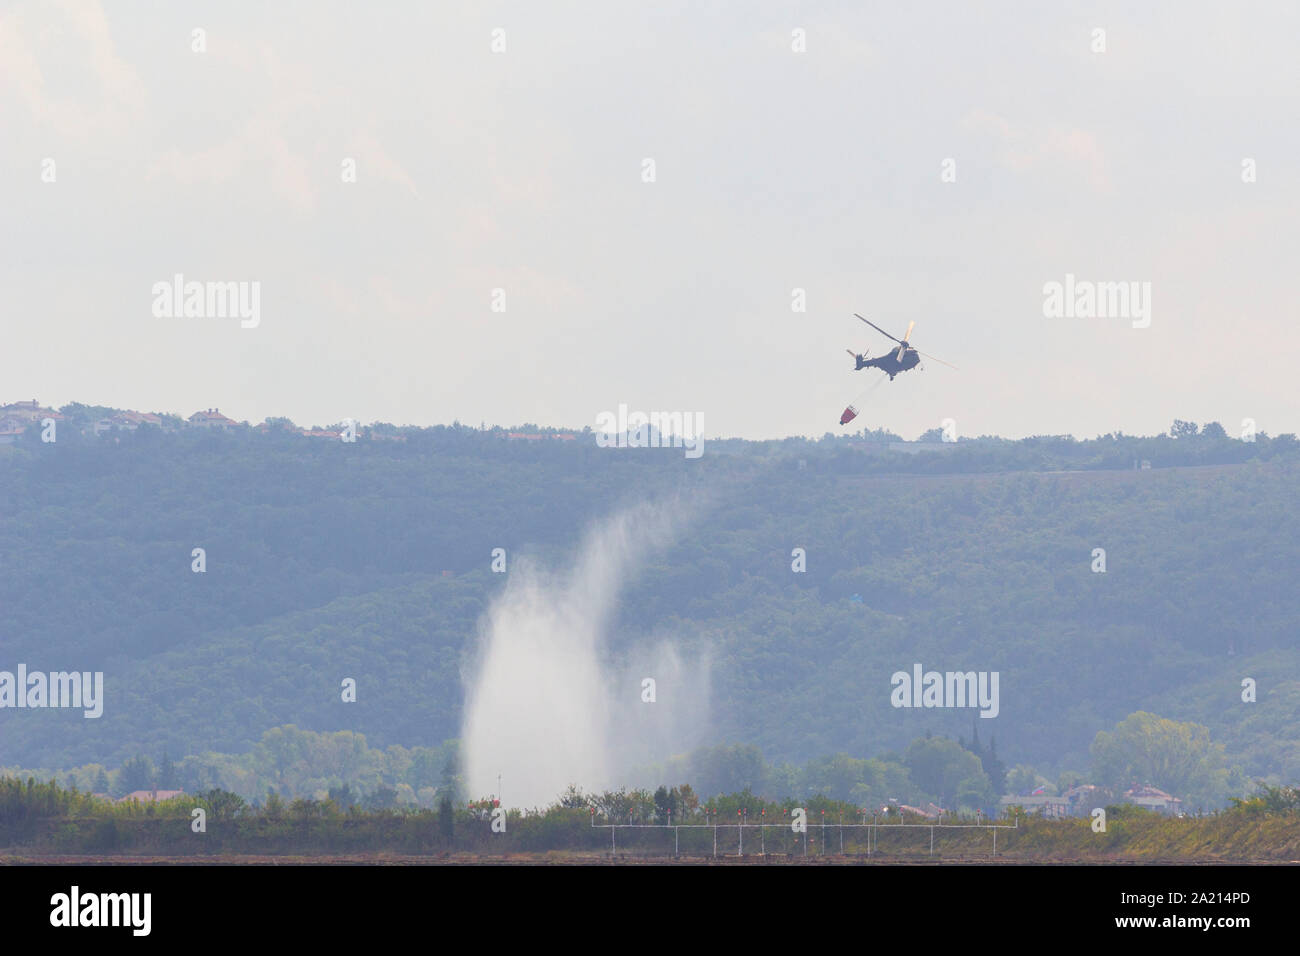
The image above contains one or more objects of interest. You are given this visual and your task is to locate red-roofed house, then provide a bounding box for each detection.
[188,408,238,430]
[0,400,62,423]
[111,410,163,429]
[1124,785,1184,814]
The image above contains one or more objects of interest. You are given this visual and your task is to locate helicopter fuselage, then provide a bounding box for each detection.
[857,348,921,379]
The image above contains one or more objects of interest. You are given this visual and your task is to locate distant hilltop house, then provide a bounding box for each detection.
[1000,792,1072,818]
[1124,785,1183,813]
[113,410,163,428]
[1001,782,1185,818]
[0,400,63,443]
[117,788,184,804]
[0,399,62,422]
[93,410,164,435]
[0,399,62,425]
[1001,784,1098,818]
[188,408,239,430]
[3,400,411,441]
[1062,783,1104,813]
[2,400,186,440]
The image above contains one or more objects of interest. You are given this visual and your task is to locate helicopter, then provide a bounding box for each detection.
[847,314,956,381]
[839,314,956,426]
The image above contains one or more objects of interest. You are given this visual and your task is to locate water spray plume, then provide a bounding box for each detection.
[460,499,706,809]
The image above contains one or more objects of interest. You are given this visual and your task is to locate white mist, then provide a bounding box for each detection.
[460,500,707,809]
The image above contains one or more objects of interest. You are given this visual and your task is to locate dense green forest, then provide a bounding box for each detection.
[1,415,1297,808]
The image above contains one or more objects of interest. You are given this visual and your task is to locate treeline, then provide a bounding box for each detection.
[3,713,1256,818]
[6,725,999,811]
[4,727,461,808]
[1,776,1296,860]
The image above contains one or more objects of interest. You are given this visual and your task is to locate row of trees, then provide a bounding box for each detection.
[13,727,462,806]
[2,774,1296,859]
[4,711,1249,818]
[1006,712,1241,809]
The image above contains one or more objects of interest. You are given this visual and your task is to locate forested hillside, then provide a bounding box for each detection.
[1,420,1297,800]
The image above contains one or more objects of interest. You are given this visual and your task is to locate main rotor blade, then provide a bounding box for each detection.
[916,349,958,369]
[901,320,915,344]
[896,344,906,361]
[854,314,902,344]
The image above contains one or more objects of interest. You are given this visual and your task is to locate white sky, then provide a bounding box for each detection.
[3,1,1297,440]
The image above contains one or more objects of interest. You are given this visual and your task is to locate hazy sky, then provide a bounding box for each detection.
[3,1,1297,440]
